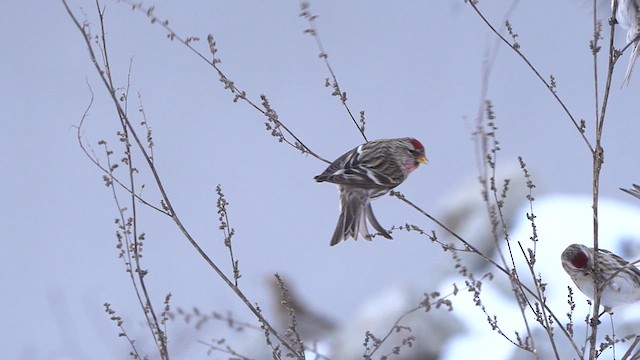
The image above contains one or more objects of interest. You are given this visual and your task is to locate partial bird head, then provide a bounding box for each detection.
[561,243,593,276]
[561,242,640,314]
[397,137,428,173]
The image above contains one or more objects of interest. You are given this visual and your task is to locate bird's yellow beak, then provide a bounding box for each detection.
[418,155,428,164]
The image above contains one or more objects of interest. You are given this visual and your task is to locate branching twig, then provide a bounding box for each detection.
[299,2,368,142]
[466,1,594,153]
[120,0,329,164]
[216,185,241,286]
[389,190,582,356]
[363,291,453,359]
[62,1,304,358]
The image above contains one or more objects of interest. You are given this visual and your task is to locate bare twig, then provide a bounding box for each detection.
[299,2,368,142]
[62,1,304,357]
[121,0,329,164]
[466,1,594,153]
[363,291,453,359]
[389,190,582,356]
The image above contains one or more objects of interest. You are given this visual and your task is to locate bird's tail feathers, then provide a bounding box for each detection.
[623,41,640,86]
[365,203,392,240]
[330,197,363,246]
[329,192,392,246]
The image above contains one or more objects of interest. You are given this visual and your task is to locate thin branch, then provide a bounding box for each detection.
[466,1,594,153]
[299,2,368,142]
[389,190,582,356]
[121,0,329,164]
[61,1,304,357]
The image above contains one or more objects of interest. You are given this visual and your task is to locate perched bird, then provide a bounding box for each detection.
[315,137,427,246]
[621,183,640,199]
[613,0,640,85]
[561,243,640,314]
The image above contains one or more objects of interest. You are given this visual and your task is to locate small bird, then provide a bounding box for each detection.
[613,0,640,85]
[561,243,640,314]
[621,183,640,199]
[315,137,427,246]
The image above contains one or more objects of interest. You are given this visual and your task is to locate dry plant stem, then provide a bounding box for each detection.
[119,0,328,165]
[472,20,540,351]
[469,5,545,348]
[496,191,539,354]
[78,91,167,357]
[273,274,306,358]
[474,45,535,348]
[466,1,594,153]
[496,163,548,355]
[469,1,630,358]
[94,4,169,357]
[173,307,262,332]
[216,185,241,287]
[74,72,167,214]
[517,242,562,358]
[513,162,563,358]
[272,277,331,360]
[104,303,144,359]
[500,161,560,357]
[400,221,537,351]
[62,1,303,358]
[591,0,602,123]
[588,1,621,358]
[120,62,170,358]
[471,5,558,354]
[363,293,453,359]
[298,2,368,142]
[196,340,253,360]
[390,191,582,357]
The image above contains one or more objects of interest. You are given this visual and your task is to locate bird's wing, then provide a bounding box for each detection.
[314,145,400,188]
[599,248,640,279]
[621,184,640,200]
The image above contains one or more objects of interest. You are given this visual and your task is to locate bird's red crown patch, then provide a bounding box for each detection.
[410,138,424,151]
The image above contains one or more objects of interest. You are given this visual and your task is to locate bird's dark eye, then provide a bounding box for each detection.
[408,149,417,155]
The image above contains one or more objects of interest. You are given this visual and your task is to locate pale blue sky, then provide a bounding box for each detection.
[2,0,639,358]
